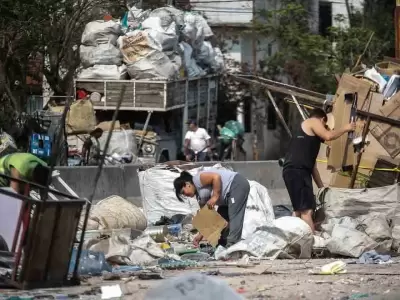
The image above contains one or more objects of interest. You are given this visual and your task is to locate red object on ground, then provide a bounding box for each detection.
[76,89,87,100]
[237,287,246,294]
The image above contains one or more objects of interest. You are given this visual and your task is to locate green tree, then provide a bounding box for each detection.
[254,0,393,94]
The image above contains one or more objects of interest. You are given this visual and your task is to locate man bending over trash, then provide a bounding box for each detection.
[0,152,50,194]
[173,168,250,248]
[282,108,355,233]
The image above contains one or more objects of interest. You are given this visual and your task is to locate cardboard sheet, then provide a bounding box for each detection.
[370,92,400,158]
[192,206,228,247]
[328,74,372,170]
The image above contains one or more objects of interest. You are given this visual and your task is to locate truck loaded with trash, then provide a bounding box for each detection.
[48,6,225,166]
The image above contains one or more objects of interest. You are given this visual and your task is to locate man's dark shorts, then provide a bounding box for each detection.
[282,168,315,212]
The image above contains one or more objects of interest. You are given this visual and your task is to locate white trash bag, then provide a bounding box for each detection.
[241,180,275,239]
[357,213,393,252]
[77,65,127,80]
[179,42,206,78]
[326,224,378,258]
[144,273,244,300]
[142,17,179,52]
[81,20,122,46]
[80,43,122,67]
[126,50,178,80]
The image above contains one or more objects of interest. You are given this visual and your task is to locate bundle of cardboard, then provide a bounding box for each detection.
[316,60,400,189]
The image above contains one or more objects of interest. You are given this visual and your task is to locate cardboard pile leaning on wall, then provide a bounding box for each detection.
[320,62,400,189]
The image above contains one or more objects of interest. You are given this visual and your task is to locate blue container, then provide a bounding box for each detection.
[167,224,182,236]
[30,133,51,159]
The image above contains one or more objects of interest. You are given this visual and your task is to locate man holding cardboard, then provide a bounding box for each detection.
[282,108,355,233]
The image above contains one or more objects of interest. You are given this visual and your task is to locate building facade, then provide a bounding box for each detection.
[190,0,364,160]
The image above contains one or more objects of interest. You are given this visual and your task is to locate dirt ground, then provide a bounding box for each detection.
[2,258,400,299]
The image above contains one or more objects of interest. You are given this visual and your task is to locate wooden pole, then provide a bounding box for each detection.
[395,0,400,59]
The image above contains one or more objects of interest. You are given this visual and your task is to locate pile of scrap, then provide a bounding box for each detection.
[317,61,400,189]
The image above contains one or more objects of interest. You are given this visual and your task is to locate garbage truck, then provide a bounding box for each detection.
[74,74,219,163]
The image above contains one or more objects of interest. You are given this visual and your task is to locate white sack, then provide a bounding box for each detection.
[81,20,122,46]
[319,184,400,249]
[144,273,244,300]
[326,224,378,258]
[80,44,122,67]
[126,50,178,79]
[139,164,229,224]
[149,7,185,28]
[179,42,206,78]
[82,195,147,231]
[97,129,138,162]
[321,216,361,236]
[357,213,393,252]
[241,180,275,239]
[216,217,313,260]
[142,17,178,52]
[77,65,127,80]
[128,235,165,266]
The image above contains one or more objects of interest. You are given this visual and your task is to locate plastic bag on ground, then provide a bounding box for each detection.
[87,232,131,264]
[319,184,400,250]
[274,216,314,258]
[326,224,378,258]
[69,249,112,276]
[77,65,127,80]
[129,235,165,266]
[81,195,146,231]
[321,216,361,236]
[80,43,122,67]
[126,50,178,80]
[216,217,313,260]
[357,213,393,252]
[144,273,244,300]
[81,20,122,46]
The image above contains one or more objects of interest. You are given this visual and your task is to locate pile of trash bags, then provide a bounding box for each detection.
[77,6,224,80]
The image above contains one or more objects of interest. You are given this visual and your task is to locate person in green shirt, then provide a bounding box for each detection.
[0,153,50,194]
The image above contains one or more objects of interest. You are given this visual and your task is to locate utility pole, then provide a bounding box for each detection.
[251,0,259,160]
[396,0,400,58]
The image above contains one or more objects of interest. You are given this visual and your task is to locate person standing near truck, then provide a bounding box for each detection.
[184,120,211,162]
[282,108,356,233]
[0,152,49,194]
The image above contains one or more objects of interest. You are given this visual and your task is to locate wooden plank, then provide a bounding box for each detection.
[47,205,82,282]
[23,204,57,282]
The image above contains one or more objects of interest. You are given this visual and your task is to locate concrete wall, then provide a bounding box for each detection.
[55,161,290,207]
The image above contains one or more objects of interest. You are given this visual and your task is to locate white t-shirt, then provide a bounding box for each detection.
[185,128,211,152]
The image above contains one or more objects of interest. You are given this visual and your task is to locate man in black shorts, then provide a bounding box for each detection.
[282,108,355,233]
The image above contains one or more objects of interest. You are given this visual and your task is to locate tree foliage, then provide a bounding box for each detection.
[255,0,394,94]
[0,0,125,122]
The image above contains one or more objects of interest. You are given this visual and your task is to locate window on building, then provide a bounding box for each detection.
[319,1,332,37]
[267,43,273,57]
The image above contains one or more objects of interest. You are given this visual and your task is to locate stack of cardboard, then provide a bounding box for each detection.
[316,63,400,189]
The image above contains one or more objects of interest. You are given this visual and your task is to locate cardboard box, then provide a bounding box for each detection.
[328,74,372,170]
[370,92,400,158]
[192,207,228,247]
